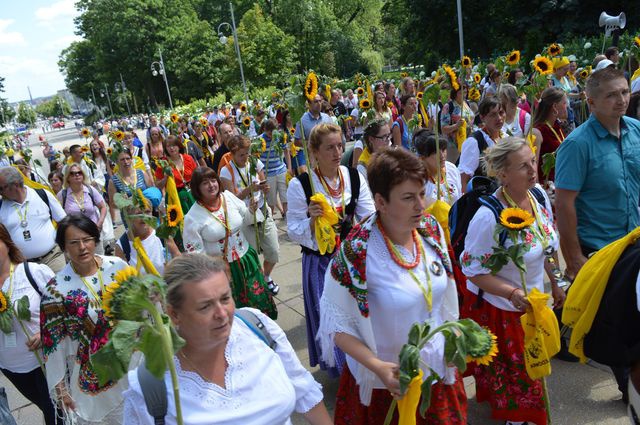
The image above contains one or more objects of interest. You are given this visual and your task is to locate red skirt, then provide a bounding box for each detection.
[334,364,467,425]
[461,291,547,425]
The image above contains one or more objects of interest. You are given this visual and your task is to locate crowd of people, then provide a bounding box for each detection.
[0,43,638,425]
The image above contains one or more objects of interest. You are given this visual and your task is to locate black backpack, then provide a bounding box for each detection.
[454,130,487,177]
[0,188,52,222]
[137,309,276,424]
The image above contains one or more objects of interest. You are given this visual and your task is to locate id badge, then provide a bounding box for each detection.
[4,332,17,348]
[23,230,32,241]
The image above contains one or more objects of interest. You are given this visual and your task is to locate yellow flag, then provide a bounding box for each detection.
[562,227,640,362]
[165,175,184,230]
[455,120,467,152]
[397,369,424,425]
[520,288,560,379]
[358,147,371,167]
[309,193,339,255]
[133,236,160,276]
[13,166,55,195]
[426,200,451,245]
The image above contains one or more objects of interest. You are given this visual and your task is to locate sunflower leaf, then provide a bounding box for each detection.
[0,313,12,334]
[419,373,438,417]
[91,339,129,386]
[114,192,134,210]
[16,296,31,321]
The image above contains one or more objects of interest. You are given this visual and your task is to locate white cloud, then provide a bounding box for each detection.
[1,55,67,102]
[35,0,79,25]
[42,34,83,52]
[0,19,27,47]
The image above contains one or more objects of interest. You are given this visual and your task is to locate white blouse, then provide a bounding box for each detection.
[0,262,53,373]
[460,186,558,311]
[424,161,462,206]
[122,308,324,425]
[286,166,376,251]
[219,160,266,222]
[116,230,166,275]
[183,192,254,262]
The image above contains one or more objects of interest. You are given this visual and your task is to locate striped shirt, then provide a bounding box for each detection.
[259,133,287,177]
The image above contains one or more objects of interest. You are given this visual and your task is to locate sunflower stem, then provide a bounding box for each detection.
[382,399,397,425]
[13,307,45,374]
[298,119,316,195]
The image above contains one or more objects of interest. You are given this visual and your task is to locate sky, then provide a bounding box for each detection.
[1,0,81,103]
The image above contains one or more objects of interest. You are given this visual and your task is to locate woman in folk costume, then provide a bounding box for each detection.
[286,123,375,377]
[318,148,467,424]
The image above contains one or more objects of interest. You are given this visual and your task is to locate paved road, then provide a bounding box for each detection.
[2,126,631,424]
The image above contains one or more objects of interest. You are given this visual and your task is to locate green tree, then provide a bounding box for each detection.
[16,103,36,126]
[35,96,72,118]
[0,99,16,127]
[230,4,297,88]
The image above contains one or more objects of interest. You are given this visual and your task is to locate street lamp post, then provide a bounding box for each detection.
[90,87,102,118]
[114,73,132,116]
[218,2,249,107]
[100,84,114,117]
[456,0,465,60]
[150,49,174,110]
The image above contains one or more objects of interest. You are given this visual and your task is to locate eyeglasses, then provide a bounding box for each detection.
[371,133,392,142]
[67,237,96,248]
[69,171,83,177]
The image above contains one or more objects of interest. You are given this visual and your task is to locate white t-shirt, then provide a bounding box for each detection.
[116,230,165,275]
[502,107,532,137]
[458,129,498,176]
[0,262,54,372]
[219,160,266,216]
[350,109,363,135]
[0,187,66,259]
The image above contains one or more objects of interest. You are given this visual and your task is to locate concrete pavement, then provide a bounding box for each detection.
[1,126,631,424]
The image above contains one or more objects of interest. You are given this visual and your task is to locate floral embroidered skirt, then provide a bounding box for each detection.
[302,252,345,378]
[461,291,547,425]
[334,364,467,425]
[230,247,278,320]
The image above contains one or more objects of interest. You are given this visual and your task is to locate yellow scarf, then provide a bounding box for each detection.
[358,147,371,167]
[562,227,640,362]
[631,68,640,84]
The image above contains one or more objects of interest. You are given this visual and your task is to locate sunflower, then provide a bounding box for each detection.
[102,280,123,317]
[443,64,460,91]
[324,84,331,101]
[468,87,481,101]
[467,328,499,366]
[473,73,481,84]
[260,137,267,153]
[387,101,394,109]
[0,291,7,313]
[289,127,295,136]
[356,87,365,97]
[106,147,113,155]
[81,145,89,153]
[304,72,319,102]
[81,128,91,138]
[359,98,371,110]
[504,71,510,80]
[290,142,300,157]
[242,116,251,127]
[400,72,408,78]
[167,204,183,227]
[199,117,208,126]
[240,104,247,113]
[461,56,472,68]
[114,130,125,141]
[548,43,562,57]
[114,267,138,286]
[416,91,424,100]
[579,69,589,79]
[533,56,554,75]
[506,50,521,66]
[635,36,640,48]
[170,113,179,124]
[527,132,537,155]
[500,207,535,230]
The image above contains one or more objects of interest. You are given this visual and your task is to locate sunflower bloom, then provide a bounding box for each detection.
[473,73,481,84]
[81,128,91,138]
[106,147,113,155]
[114,130,125,141]
[242,117,251,128]
[500,207,535,230]
[167,204,183,227]
[533,57,554,75]
[468,87,481,101]
[0,292,7,313]
[199,117,208,126]
[467,328,499,366]
[359,98,371,110]
[527,132,537,155]
[579,69,589,79]
[240,104,247,113]
[170,113,179,124]
[304,72,319,102]
[400,72,408,78]
[114,267,138,285]
[635,36,640,48]
[324,84,331,101]
[356,87,365,97]
[443,64,460,91]
[548,43,563,57]
[506,50,520,66]
[81,145,89,153]
[416,91,424,100]
[461,56,472,68]
[387,101,394,109]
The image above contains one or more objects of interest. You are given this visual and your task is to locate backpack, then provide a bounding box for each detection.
[518,107,527,134]
[61,186,98,211]
[296,167,360,253]
[0,188,52,222]
[23,262,42,296]
[137,309,275,424]
[454,130,486,174]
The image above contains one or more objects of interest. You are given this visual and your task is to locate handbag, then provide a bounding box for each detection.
[0,387,17,425]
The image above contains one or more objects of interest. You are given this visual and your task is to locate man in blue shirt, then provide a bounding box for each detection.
[555,66,640,401]
[294,94,333,172]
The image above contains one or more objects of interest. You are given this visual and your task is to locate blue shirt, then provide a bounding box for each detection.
[293,112,333,167]
[259,133,287,176]
[555,114,640,250]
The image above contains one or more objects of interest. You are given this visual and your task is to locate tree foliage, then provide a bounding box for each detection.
[16,103,36,126]
[35,96,72,118]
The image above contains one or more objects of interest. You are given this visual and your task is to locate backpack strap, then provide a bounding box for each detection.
[119,233,132,262]
[34,188,53,222]
[472,130,488,154]
[234,309,277,350]
[296,173,313,207]
[345,167,360,217]
[447,100,455,125]
[478,195,508,246]
[137,360,167,425]
[22,262,42,297]
[529,186,546,207]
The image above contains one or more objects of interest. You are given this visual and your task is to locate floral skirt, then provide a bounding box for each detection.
[461,292,547,425]
[230,247,277,320]
[334,365,467,425]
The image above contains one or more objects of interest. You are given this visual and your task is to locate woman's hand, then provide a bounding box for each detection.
[249,197,258,213]
[372,359,401,399]
[509,288,531,311]
[308,201,324,218]
[551,285,566,309]
[25,332,41,351]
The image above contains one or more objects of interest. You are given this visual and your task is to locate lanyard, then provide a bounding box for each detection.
[72,259,104,302]
[545,122,565,143]
[200,196,231,259]
[71,189,86,213]
[316,168,346,219]
[118,170,137,192]
[13,202,29,227]
[502,188,549,250]
[388,237,433,311]
[232,160,250,188]
[5,263,15,301]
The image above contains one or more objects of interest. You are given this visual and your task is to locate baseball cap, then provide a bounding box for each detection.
[594,59,615,72]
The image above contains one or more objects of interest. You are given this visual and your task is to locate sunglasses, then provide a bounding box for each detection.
[69,171,84,177]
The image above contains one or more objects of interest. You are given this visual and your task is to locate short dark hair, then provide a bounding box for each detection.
[363,119,389,151]
[605,46,619,59]
[478,96,502,117]
[414,129,447,157]
[586,66,627,98]
[56,213,101,251]
[262,119,277,133]
[70,144,82,154]
[190,167,221,202]
[626,92,640,119]
[367,148,427,201]
[0,224,25,264]
[165,135,185,154]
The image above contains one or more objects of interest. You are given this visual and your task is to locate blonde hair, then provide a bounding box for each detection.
[165,253,230,309]
[63,163,88,188]
[482,137,529,178]
[309,123,342,152]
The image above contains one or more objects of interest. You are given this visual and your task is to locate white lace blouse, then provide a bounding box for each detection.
[460,186,558,311]
[286,166,375,251]
[123,308,323,425]
[424,161,462,206]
